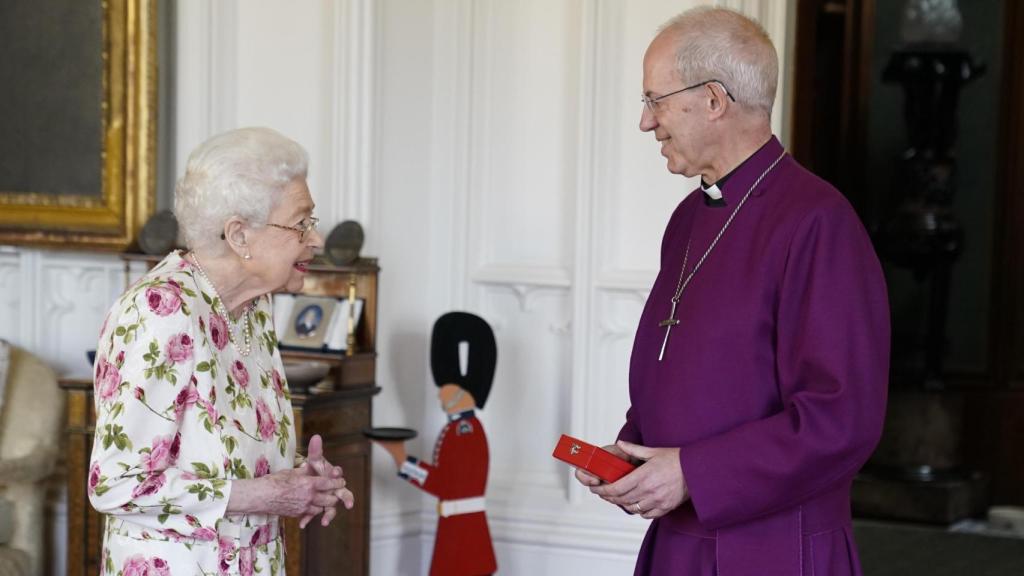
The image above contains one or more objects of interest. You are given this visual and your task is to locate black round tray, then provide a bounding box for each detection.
[362,427,417,441]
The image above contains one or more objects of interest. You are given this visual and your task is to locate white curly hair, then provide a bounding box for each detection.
[174,127,309,255]
[660,7,778,118]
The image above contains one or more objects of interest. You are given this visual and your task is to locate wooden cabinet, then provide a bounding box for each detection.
[60,255,380,576]
[279,258,381,576]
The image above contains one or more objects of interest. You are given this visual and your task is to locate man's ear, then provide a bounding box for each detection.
[706,83,729,120]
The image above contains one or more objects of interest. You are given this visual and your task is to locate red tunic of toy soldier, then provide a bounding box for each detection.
[399,409,495,575]
[373,312,498,575]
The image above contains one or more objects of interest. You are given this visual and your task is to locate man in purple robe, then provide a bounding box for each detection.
[575,7,889,576]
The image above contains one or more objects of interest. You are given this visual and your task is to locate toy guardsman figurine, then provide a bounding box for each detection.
[373,312,498,576]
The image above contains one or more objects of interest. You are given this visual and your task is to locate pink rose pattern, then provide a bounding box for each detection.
[95,356,121,403]
[141,433,181,473]
[250,524,274,547]
[218,535,237,575]
[254,455,270,478]
[173,378,199,421]
[88,461,102,495]
[239,546,255,576]
[165,333,193,364]
[122,554,171,576]
[130,472,166,498]
[231,360,250,388]
[91,253,291,574]
[192,527,217,541]
[209,313,229,351]
[145,281,182,317]
[255,399,276,441]
[271,369,286,397]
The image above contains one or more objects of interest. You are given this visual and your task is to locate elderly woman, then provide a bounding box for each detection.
[89,127,353,575]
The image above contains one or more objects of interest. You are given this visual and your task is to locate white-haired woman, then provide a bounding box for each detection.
[89,127,353,576]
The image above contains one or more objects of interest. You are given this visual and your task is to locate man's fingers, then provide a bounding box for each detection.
[645,507,667,520]
[599,475,653,507]
[574,468,602,486]
[616,440,654,461]
[299,513,314,529]
[591,468,641,498]
[607,483,652,507]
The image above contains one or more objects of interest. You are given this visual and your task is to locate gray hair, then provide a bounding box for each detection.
[174,127,308,254]
[660,7,778,118]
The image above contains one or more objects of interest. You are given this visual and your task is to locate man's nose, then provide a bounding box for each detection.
[639,105,658,132]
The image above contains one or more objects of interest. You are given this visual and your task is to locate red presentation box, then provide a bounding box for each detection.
[552,434,636,483]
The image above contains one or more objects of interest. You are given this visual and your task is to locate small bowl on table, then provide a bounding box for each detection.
[282,361,332,393]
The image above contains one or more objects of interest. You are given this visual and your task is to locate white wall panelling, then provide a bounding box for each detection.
[478,284,572,500]
[0,249,123,377]
[0,248,31,349]
[175,0,376,237]
[174,0,238,177]
[466,0,580,276]
[329,0,377,234]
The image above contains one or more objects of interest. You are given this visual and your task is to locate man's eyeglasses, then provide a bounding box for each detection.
[267,216,320,242]
[641,79,736,114]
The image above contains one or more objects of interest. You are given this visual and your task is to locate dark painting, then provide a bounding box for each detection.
[0,0,103,198]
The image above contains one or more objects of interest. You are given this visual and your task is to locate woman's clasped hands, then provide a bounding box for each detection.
[228,434,355,528]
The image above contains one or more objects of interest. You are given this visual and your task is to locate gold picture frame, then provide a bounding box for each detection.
[0,0,157,250]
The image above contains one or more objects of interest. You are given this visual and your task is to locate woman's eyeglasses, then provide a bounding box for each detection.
[266,216,320,242]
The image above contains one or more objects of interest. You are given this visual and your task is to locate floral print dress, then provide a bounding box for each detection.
[89,251,296,576]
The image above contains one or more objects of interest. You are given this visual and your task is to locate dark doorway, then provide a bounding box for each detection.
[792,0,1024,514]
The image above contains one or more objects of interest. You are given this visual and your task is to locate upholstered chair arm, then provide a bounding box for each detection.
[0,449,57,485]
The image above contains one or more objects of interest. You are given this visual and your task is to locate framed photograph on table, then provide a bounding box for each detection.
[280,296,337,350]
[274,294,365,353]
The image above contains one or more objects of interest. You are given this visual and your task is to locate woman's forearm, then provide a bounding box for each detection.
[225,478,263,514]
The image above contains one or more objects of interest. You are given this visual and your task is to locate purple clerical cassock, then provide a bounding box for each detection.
[619,136,890,576]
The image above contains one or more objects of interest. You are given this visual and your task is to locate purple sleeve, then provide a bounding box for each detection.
[616,406,642,444]
[678,200,889,529]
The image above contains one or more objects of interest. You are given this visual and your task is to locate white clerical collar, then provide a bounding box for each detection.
[700,181,723,200]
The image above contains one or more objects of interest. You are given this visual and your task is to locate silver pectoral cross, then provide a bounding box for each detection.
[658,299,680,362]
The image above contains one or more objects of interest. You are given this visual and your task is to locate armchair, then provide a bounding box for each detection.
[0,342,64,576]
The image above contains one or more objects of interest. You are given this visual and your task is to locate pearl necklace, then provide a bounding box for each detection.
[188,252,257,357]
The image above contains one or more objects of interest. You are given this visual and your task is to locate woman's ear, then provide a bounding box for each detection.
[222,216,250,258]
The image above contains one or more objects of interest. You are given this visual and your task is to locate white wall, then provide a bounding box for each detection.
[1,1,792,574]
